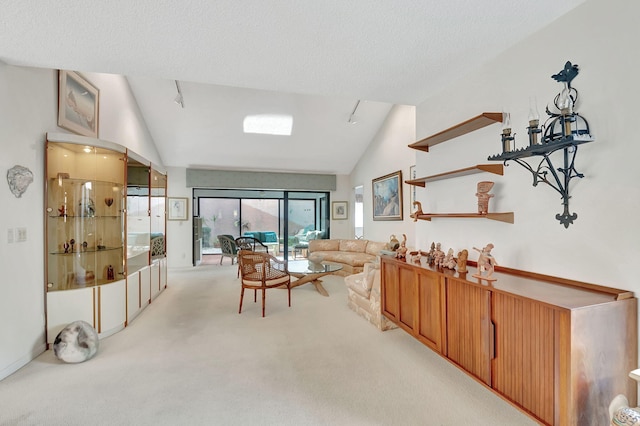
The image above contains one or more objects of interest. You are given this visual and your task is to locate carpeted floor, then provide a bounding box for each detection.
[0,263,536,425]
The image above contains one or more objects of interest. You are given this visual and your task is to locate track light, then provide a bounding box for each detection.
[348,100,360,124]
[174,80,184,108]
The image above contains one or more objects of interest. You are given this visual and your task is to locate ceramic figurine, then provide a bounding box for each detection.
[476,181,495,214]
[434,243,445,267]
[457,249,469,274]
[410,201,424,222]
[387,234,400,251]
[396,234,408,259]
[443,248,457,269]
[472,243,498,281]
[426,242,436,265]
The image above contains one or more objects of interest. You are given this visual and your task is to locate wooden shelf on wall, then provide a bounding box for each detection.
[406,164,504,187]
[412,212,514,223]
[408,112,503,152]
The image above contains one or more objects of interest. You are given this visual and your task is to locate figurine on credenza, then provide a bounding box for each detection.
[443,248,457,269]
[426,242,436,265]
[396,234,408,259]
[476,181,495,214]
[434,243,445,268]
[410,201,423,222]
[387,234,400,251]
[472,243,498,281]
[457,249,469,274]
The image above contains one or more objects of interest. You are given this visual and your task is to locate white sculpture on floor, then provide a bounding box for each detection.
[53,320,99,363]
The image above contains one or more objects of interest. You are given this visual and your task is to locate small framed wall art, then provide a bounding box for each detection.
[372,170,403,221]
[168,197,189,221]
[58,70,100,138]
[332,201,348,220]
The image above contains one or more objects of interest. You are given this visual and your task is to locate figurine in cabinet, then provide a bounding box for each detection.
[476,181,495,214]
[473,243,497,281]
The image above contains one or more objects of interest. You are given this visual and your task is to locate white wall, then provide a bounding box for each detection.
[166,166,193,268]
[0,63,161,380]
[330,174,352,239]
[349,104,417,247]
[414,0,639,291]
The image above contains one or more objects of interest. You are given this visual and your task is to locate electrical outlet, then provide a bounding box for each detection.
[16,227,27,242]
[7,228,14,244]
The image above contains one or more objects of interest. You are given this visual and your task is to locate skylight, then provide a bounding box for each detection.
[243,114,293,136]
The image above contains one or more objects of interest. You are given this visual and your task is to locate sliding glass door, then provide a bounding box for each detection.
[194,189,330,260]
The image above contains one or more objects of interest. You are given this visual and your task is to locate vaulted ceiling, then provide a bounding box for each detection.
[0,0,586,174]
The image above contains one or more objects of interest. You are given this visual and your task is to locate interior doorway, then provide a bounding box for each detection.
[354,185,364,239]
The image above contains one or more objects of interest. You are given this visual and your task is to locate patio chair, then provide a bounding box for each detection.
[217,235,239,265]
[237,250,291,317]
[235,236,269,253]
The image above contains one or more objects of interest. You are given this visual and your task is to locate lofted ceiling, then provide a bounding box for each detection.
[0,0,586,174]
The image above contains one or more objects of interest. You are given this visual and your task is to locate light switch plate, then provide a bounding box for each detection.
[16,227,27,242]
[7,228,14,243]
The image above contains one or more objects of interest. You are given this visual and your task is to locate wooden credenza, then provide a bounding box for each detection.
[380,256,637,425]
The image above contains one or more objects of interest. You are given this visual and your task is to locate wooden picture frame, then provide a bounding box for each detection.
[372,170,403,221]
[168,197,189,221]
[58,70,99,138]
[332,201,348,220]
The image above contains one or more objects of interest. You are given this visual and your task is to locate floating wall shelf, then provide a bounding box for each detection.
[408,112,503,152]
[412,212,514,224]
[406,164,504,187]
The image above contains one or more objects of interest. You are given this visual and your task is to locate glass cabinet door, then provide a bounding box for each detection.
[126,156,151,275]
[46,141,125,291]
[150,168,166,259]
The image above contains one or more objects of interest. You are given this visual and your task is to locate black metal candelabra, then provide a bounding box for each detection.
[488,61,594,228]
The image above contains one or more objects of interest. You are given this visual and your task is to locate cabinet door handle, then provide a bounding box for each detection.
[490,320,496,360]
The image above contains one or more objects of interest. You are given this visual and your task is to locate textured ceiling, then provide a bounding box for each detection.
[0,0,586,174]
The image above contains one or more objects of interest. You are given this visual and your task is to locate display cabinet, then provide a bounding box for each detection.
[45,133,167,344]
[46,140,125,292]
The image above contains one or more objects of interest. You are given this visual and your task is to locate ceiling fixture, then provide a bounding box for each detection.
[174,80,184,108]
[348,100,361,124]
[243,114,293,136]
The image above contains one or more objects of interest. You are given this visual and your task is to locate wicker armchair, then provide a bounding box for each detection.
[237,250,291,317]
[217,235,238,265]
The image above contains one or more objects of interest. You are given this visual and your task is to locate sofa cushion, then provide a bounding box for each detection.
[339,239,367,253]
[319,251,375,267]
[345,264,377,298]
[262,232,278,243]
[366,241,387,256]
[309,239,339,252]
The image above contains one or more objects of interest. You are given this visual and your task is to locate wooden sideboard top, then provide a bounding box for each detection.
[380,255,631,310]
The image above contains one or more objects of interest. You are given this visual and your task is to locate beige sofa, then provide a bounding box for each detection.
[344,262,397,331]
[307,239,387,276]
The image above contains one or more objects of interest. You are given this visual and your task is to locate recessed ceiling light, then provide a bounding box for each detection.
[243,114,293,136]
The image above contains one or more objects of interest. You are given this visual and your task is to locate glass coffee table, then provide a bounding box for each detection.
[286,260,343,297]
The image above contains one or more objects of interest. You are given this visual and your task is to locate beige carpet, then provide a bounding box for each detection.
[0,263,536,425]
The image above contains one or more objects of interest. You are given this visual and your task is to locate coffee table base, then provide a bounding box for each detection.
[289,271,331,297]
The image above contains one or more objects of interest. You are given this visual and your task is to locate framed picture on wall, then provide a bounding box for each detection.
[168,197,189,221]
[372,170,403,221]
[332,201,348,220]
[58,70,100,138]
